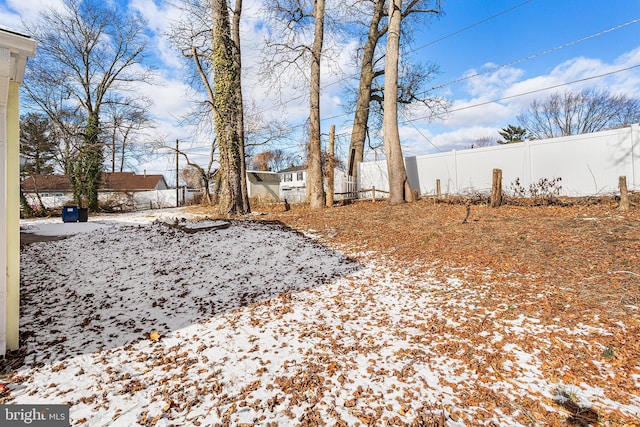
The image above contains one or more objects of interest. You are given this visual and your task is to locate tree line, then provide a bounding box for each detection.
[20,0,446,213]
[19,0,640,214]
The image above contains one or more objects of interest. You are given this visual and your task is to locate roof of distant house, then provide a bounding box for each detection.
[100,172,168,191]
[277,165,306,173]
[22,172,168,192]
[246,171,281,184]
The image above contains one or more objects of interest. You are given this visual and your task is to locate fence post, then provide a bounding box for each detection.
[619,176,630,211]
[491,168,502,208]
[436,179,441,200]
[372,186,376,202]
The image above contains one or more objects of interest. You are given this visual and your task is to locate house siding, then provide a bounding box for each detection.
[279,168,349,203]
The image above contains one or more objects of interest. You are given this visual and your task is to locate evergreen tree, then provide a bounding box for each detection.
[498,125,528,144]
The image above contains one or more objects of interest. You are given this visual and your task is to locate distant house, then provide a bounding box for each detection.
[22,172,170,210]
[279,166,307,203]
[246,171,280,202]
[278,165,350,203]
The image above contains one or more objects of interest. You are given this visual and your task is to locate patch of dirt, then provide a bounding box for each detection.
[20,233,68,247]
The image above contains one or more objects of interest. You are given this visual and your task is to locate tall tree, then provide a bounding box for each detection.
[497,125,528,144]
[19,113,56,215]
[231,0,250,213]
[211,0,247,215]
[382,0,440,204]
[306,0,327,209]
[518,88,640,139]
[383,0,411,205]
[19,113,56,175]
[347,0,387,177]
[103,98,154,173]
[346,0,444,177]
[261,0,344,209]
[24,0,151,211]
[169,0,248,214]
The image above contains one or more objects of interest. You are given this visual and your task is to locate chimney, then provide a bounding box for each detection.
[144,169,147,177]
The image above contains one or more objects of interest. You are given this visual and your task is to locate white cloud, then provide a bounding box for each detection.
[464,63,524,98]
[398,124,500,155]
[0,0,64,31]
[129,0,186,72]
[8,0,639,171]
[418,46,640,158]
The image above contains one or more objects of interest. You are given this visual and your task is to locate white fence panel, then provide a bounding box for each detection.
[529,127,637,195]
[357,160,389,198]
[133,189,178,210]
[359,124,640,198]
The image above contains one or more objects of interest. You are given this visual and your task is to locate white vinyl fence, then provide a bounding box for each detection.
[107,188,198,210]
[33,188,195,211]
[359,124,640,197]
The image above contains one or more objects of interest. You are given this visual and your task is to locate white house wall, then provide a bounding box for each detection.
[0,29,36,356]
[248,183,280,201]
[279,169,348,203]
[359,124,640,198]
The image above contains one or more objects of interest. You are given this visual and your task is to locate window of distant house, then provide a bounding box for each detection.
[42,193,49,197]
[54,193,63,197]
[284,173,292,182]
[296,171,304,181]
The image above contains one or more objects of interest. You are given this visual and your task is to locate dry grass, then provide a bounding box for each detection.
[189,198,640,424]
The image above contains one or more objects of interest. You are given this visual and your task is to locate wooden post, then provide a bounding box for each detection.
[619,176,630,211]
[491,168,502,208]
[436,179,441,200]
[372,186,376,202]
[176,139,179,207]
[326,124,335,207]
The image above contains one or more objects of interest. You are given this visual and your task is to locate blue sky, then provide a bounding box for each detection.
[1,0,639,176]
[401,0,640,153]
[424,0,640,79]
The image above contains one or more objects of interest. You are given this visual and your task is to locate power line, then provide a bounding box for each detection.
[406,64,640,124]
[244,7,639,142]
[407,0,533,55]
[243,0,535,121]
[399,109,442,152]
[427,17,640,93]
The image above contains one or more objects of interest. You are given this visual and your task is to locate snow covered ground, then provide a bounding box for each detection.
[10,208,640,425]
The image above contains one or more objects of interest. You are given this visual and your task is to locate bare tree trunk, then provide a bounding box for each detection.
[212,0,246,215]
[307,0,326,209]
[348,0,386,178]
[491,168,502,208]
[619,175,630,211]
[232,0,250,213]
[383,0,410,205]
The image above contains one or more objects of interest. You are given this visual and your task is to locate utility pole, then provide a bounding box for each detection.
[176,139,179,207]
[326,124,335,207]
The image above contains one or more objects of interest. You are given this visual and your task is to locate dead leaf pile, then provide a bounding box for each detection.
[5,201,639,425]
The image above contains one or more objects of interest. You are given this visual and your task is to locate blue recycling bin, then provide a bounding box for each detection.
[62,205,79,222]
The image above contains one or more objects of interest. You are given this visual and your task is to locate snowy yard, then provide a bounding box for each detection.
[6,205,640,425]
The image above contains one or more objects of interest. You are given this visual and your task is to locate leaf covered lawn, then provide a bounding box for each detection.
[6,200,640,426]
